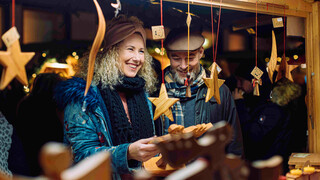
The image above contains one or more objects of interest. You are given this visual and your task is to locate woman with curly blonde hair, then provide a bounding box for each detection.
[76,16,156,93]
[55,15,159,179]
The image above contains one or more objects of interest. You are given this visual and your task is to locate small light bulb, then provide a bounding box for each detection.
[155,48,161,54]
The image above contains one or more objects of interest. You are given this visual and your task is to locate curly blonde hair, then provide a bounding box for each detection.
[75,18,157,93]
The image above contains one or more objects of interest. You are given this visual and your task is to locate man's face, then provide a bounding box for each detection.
[168,47,204,85]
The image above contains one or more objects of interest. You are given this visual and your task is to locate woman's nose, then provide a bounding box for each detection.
[132,51,141,62]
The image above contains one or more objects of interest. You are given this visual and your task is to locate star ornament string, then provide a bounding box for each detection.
[185,0,192,98]
[148,0,180,121]
[251,0,263,96]
[274,5,298,82]
[0,0,35,90]
[202,0,224,104]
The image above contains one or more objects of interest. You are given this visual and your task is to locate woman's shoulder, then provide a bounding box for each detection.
[54,77,100,112]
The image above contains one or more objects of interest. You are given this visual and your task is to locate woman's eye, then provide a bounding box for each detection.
[139,50,144,54]
[127,48,134,51]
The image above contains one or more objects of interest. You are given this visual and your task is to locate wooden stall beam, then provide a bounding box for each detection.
[306,11,314,153]
[307,1,320,153]
[165,0,312,17]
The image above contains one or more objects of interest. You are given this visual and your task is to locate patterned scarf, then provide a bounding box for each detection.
[0,111,13,178]
[98,76,154,146]
[164,66,205,126]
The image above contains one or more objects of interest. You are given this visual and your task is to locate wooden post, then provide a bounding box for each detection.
[306,11,314,152]
[307,2,320,153]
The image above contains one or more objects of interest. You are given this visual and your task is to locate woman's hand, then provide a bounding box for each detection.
[128,137,159,162]
[232,88,244,100]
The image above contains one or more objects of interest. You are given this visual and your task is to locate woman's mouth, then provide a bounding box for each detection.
[128,63,139,70]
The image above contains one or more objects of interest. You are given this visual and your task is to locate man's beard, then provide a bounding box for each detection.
[171,65,200,85]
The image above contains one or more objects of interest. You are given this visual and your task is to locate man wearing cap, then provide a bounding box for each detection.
[161,27,243,156]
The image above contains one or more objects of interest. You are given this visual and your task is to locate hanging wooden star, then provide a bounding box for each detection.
[148,83,179,121]
[267,30,278,83]
[275,55,299,82]
[203,62,224,104]
[0,35,34,90]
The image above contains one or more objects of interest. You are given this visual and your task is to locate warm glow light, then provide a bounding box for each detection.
[265,58,270,63]
[75,55,79,60]
[277,57,282,62]
[24,86,30,93]
[160,48,165,56]
[203,38,210,50]
[246,28,255,34]
[32,73,36,78]
[301,64,306,69]
[293,55,298,60]
[286,57,290,61]
[42,53,46,57]
[155,48,161,54]
[72,52,77,56]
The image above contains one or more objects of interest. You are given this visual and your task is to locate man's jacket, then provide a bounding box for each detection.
[160,83,243,156]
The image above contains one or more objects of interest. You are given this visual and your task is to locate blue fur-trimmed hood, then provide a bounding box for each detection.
[54,77,99,112]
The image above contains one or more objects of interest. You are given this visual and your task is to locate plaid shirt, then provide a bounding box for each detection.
[163,66,206,131]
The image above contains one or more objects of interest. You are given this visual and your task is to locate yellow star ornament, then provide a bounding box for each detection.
[203,62,225,104]
[275,55,299,82]
[0,40,34,90]
[148,83,179,122]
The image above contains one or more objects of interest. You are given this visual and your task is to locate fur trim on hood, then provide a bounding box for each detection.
[54,77,99,112]
[270,78,301,106]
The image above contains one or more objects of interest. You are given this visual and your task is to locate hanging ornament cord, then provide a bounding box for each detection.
[161,0,164,84]
[251,0,262,96]
[255,0,258,68]
[12,0,15,27]
[283,6,286,60]
[187,0,190,74]
[212,0,222,63]
[185,0,192,97]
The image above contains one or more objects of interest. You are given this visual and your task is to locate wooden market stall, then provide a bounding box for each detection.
[165,0,320,153]
[0,0,319,179]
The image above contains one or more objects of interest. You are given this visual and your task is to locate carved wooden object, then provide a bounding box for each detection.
[203,62,225,104]
[148,83,179,121]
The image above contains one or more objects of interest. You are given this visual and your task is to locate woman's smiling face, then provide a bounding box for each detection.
[118,33,145,77]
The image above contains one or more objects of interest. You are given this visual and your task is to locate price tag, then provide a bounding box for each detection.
[2,27,20,48]
[216,64,222,74]
[293,153,311,158]
[151,25,165,40]
[272,17,284,28]
[208,63,222,74]
[251,66,264,79]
